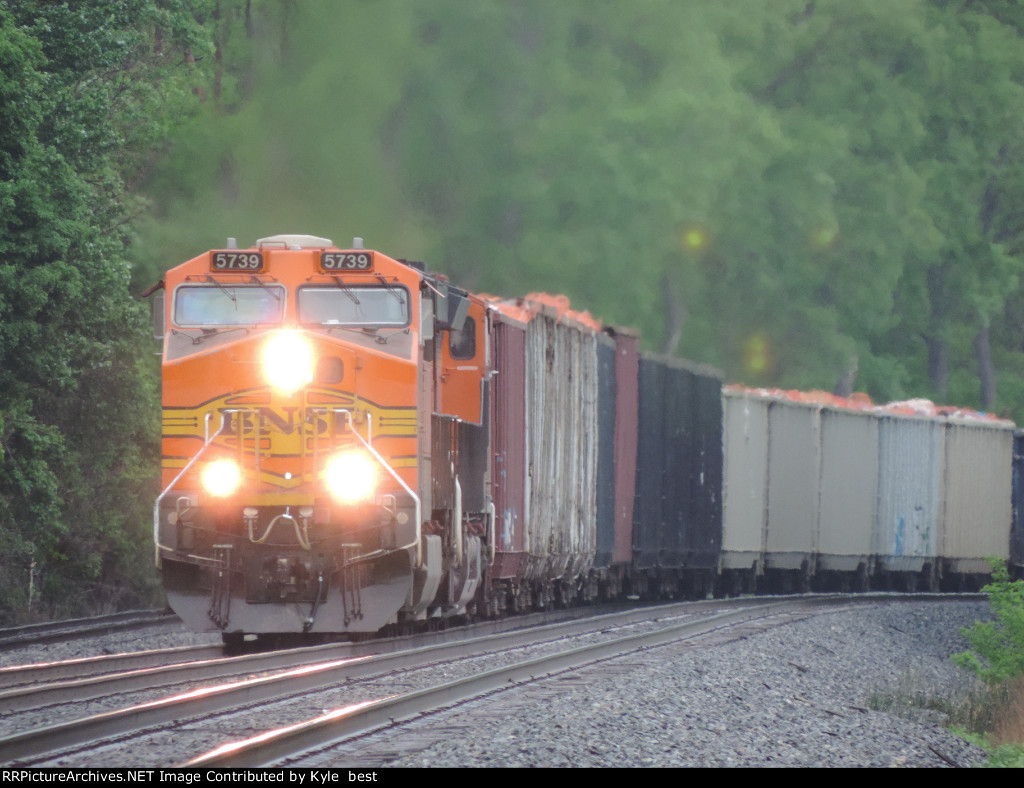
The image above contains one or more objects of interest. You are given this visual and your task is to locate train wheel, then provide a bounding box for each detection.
[854,563,869,593]
[256,633,285,649]
[713,570,740,598]
[798,562,812,593]
[221,632,245,654]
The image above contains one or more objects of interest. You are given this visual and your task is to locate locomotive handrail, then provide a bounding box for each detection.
[152,411,236,568]
[334,409,423,569]
[454,477,463,568]
[487,501,496,563]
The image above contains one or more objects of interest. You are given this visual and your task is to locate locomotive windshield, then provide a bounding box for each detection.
[298,285,410,328]
[174,284,285,326]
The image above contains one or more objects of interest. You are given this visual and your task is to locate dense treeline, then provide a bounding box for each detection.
[136,0,1024,412]
[0,0,210,622]
[4,0,1024,622]
[386,0,1024,410]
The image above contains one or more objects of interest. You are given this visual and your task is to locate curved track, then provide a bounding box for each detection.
[0,594,974,767]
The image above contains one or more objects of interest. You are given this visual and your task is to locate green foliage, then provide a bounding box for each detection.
[953,560,1024,684]
[2,0,1022,622]
[981,742,1024,768]
[0,0,211,622]
[953,717,1024,767]
[131,1,1024,419]
[130,0,429,291]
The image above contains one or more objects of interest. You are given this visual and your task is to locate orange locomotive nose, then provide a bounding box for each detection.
[155,236,426,636]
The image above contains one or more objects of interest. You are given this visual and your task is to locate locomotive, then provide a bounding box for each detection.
[150,234,1019,643]
[152,234,495,640]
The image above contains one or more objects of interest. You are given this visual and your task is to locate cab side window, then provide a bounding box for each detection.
[449,317,476,359]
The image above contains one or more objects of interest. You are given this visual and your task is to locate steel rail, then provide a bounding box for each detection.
[0,600,647,691]
[0,598,732,706]
[0,600,632,693]
[0,598,793,764]
[0,593,981,766]
[186,599,827,767]
[0,610,175,650]
[0,643,224,691]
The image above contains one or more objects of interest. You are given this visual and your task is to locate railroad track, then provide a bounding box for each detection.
[0,594,946,768]
[0,603,633,690]
[0,610,176,650]
[0,643,224,691]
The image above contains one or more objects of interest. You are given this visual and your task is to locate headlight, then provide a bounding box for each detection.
[324,450,378,504]
[201,459,242,497]
[262,330,314,395]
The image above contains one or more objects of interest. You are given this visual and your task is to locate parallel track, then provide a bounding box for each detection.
[0,610,175,650]
[0,603,632,690]
[0,594,971,768]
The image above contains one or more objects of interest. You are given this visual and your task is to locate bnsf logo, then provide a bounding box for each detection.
[221,407,333,437]
[161,397,417,446]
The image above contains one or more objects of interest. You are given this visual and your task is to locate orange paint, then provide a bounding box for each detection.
[161,243,422,502]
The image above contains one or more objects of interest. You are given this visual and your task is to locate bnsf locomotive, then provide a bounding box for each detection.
[151,234,1022,643]
[153,234,496,640]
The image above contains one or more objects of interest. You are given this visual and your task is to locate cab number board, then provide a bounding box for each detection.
[211,252,264,271]
[320,252,373,272]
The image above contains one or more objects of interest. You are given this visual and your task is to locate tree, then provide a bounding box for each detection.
[390,0,1024,410]
[0,1,210,622]
[130,0,423,289]
[133,0,1024,420]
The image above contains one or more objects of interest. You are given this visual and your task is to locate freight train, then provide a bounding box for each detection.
[149,234,1023,643]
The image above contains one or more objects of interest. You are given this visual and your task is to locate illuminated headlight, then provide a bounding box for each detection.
[324,450,378,504]
[262,330,314,395]
[201,459,242,497]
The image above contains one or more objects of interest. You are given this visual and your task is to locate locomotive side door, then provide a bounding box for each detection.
[436,294,488,425]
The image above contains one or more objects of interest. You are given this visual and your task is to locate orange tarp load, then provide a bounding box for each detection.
[485,292,604,332]
[725,384,1012,424]
[724,385,874,411]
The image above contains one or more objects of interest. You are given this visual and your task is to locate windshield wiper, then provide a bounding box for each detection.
[333,276,361,306]
[171,326,250,345]
[249,276,282,300]
[376,273,406,306]
[205,276,237,304]
[322,322,376,337]
[374,327,410,345]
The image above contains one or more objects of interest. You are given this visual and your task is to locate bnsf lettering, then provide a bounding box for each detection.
[222,409,330,436]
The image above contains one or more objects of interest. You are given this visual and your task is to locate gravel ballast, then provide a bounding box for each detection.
[0,600,1000,767]
[304,600,995,768]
